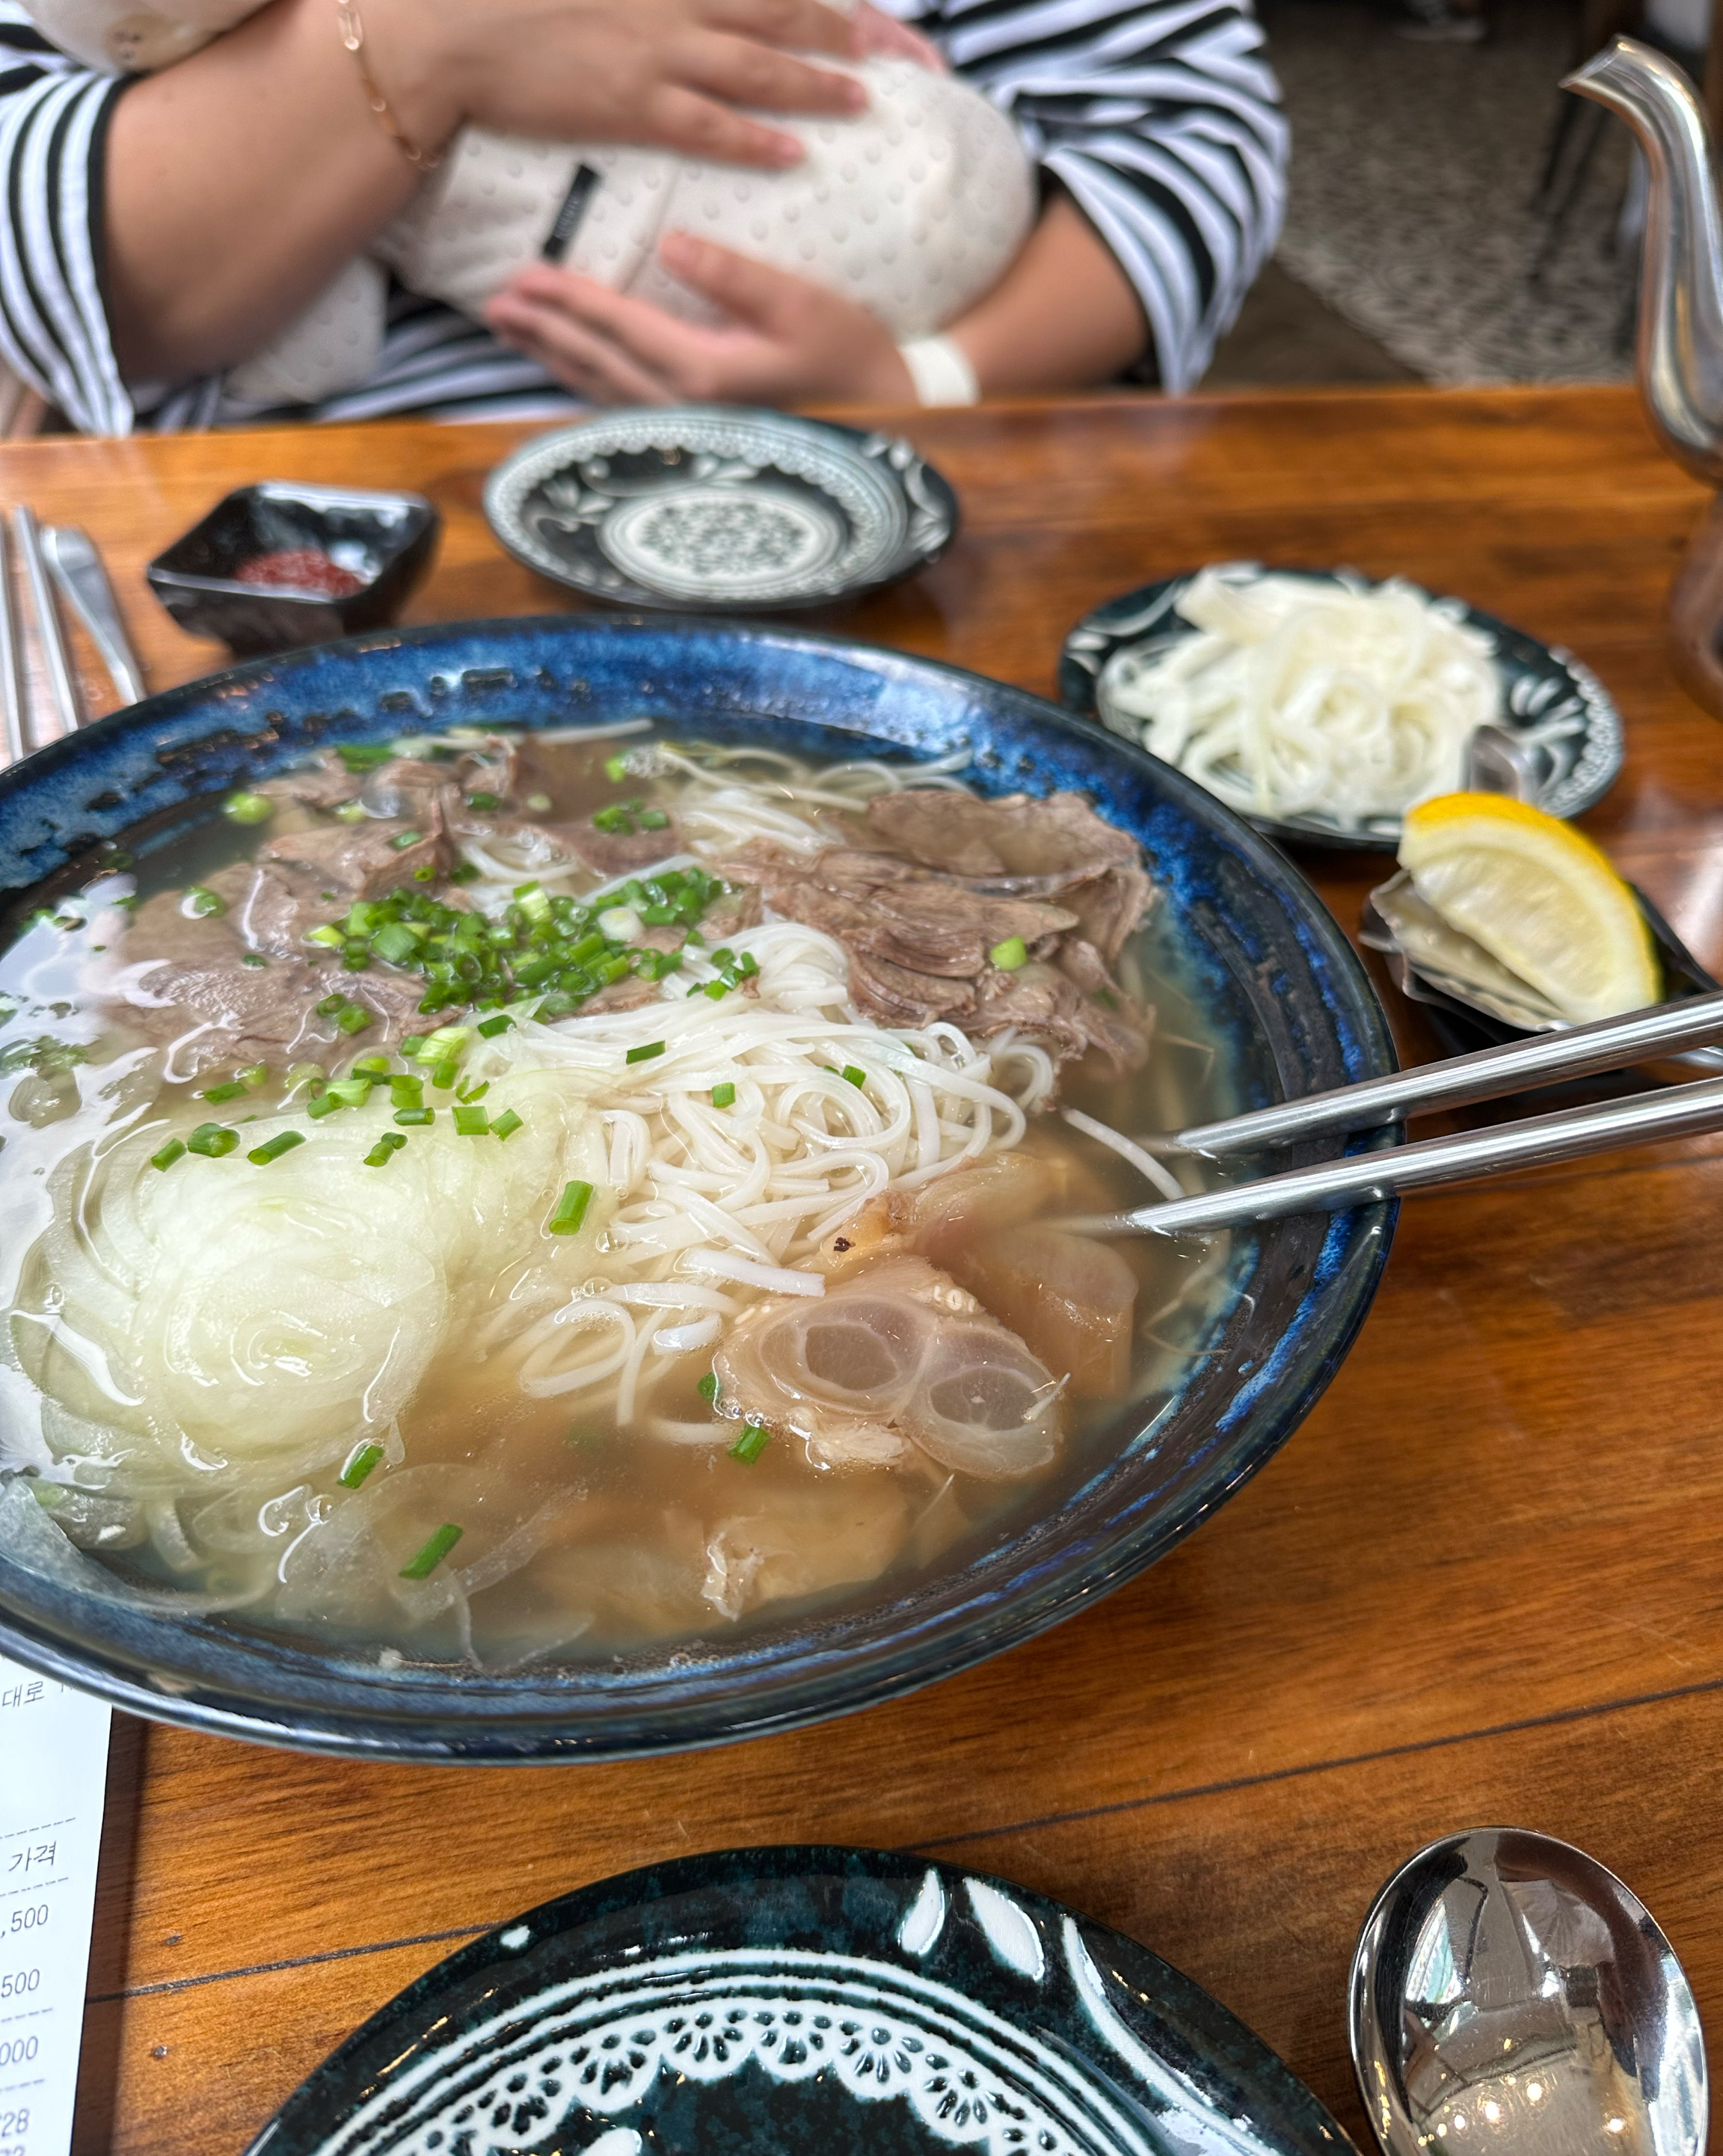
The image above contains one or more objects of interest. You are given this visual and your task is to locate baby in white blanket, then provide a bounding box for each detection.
[41,0,1036,405]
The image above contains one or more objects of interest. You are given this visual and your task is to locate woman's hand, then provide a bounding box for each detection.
[373,0,873,171]
[485,232,915,404]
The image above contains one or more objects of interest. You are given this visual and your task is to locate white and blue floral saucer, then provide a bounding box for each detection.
[485,409,958,612]
[243,1847,1349,2156]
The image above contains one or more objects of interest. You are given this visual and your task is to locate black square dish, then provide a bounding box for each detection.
[147,482,440,655]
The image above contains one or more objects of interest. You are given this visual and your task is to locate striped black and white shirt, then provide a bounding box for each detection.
[0,0,1285,435]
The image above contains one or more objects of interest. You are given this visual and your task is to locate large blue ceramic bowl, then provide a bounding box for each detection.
[0,617,1397,1762]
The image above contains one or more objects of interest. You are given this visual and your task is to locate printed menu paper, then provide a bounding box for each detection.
[0,1656,110,2156]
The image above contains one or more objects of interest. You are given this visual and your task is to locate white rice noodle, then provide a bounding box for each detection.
[1060,1105,1187,1203]
[681,1250,826,1297]
[1097,568,1501,828]
[517,1301,636,1398]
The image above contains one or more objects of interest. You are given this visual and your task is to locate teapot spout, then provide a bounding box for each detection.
[1567,37,1723,485]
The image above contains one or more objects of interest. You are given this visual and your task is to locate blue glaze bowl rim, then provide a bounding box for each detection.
[0,615,1398,1762]
[248,1843,1356,2156]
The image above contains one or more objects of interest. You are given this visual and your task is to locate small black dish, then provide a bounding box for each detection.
[146,481,440,656]
[243,1846,1348,2156]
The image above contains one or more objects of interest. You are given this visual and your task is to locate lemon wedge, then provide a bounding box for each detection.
[1397,793,1659,1022]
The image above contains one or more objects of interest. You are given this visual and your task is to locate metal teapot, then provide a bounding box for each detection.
[1567,39,1723,715]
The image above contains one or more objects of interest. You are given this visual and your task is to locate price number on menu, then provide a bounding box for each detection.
[4,1907,45,1936]
[0,2109,28,2156]
[0,1970,37,2000]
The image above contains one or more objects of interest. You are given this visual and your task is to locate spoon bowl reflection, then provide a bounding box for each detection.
[1349,1828,1705,2156]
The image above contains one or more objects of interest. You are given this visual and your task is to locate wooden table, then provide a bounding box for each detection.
[6,386,1723,2156]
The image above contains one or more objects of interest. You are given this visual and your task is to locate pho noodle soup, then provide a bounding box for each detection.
[0,728,1241,1671]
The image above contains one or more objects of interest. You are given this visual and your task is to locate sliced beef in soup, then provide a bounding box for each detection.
[721,821,1150,1072]
[867,788,1154,963]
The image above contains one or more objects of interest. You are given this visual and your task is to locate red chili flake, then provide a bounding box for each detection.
[234,549,366,598]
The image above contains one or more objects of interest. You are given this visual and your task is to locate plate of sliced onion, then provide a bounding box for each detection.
[1060,563,1624,850]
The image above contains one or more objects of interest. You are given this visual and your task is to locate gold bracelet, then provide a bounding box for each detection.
[336,0,440,171]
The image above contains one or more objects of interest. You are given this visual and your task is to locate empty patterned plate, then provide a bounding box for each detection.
[485,408,959,612]
[1060,565,1625,851]
[244,1846,1346,2156]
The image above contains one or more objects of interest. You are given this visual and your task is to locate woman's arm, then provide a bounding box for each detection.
[102,0,870,384]
[0,5,132,432]
[484,190,1145,402]
[914,0,1289,391]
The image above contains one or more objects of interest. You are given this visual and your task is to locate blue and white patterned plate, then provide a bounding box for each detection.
[1060,565,1625,852]
[485,408,959,612]
[244,1847,1352,2156]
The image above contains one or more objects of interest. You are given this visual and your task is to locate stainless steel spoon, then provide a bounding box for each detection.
[1350,1828,1705,2156]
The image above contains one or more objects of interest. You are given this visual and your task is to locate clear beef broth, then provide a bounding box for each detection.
[0,727,1241,1671]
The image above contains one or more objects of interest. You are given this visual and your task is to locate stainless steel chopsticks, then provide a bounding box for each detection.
[0,517,23,769]
[1170,990,1723,1157]
[43,523,145,706]
[12,503,79,736]
[1065,1073,1723,1238]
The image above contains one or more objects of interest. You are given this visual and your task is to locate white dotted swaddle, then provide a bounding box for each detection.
[23,0,1036,407]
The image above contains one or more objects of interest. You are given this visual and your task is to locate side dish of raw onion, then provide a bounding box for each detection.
[1096,568,1503,832]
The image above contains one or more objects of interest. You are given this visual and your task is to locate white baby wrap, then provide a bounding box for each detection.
[32,0,1035,405]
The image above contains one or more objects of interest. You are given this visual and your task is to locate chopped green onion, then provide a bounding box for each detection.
[241,953,268,968]
[476,1013,513,1039]
[841,1065,865,1089]
[186,1122,238,1158]
[394,1106,434,1127]
[351,1055,390,1075]
[237,1063,269,1090]
[429,1056,458,1090]
[728,1423,771,1464]
[306,925,345,949]
[638,807,670,830]
[490,1108,523,1141]
[465,791,500,811]
[737,951,758,978]
[711,1081,736,1108]
[182,885,224,918]
[390,1074,424,1110]
[150,1139,185,1171]
[335,742,393,772]
[334,1004,372,1036]
[327,1077,372,1107]
[989,936,1028,971]
[334,802,369,824]
[363,1131,408,1166]
[593,804,636,834]
[372,922,421,965]
[413,1025,470,1060]
[316,995,348,1016]
[412,864,436,882]
[452,1102,489,1136]
[339,1442,384,1488]
[223,790,274,826]
[525,791,552,812]
[698,1370,719,1404]
[548,1179,593,1235]
[248,1130,305,1166]
[200,1079,247,1103]
[603,753,630,783]
[306,1091,340,1120]
[625,1040,666,1066]
[401,1033,428,1057]
[399,1523,463,1579]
